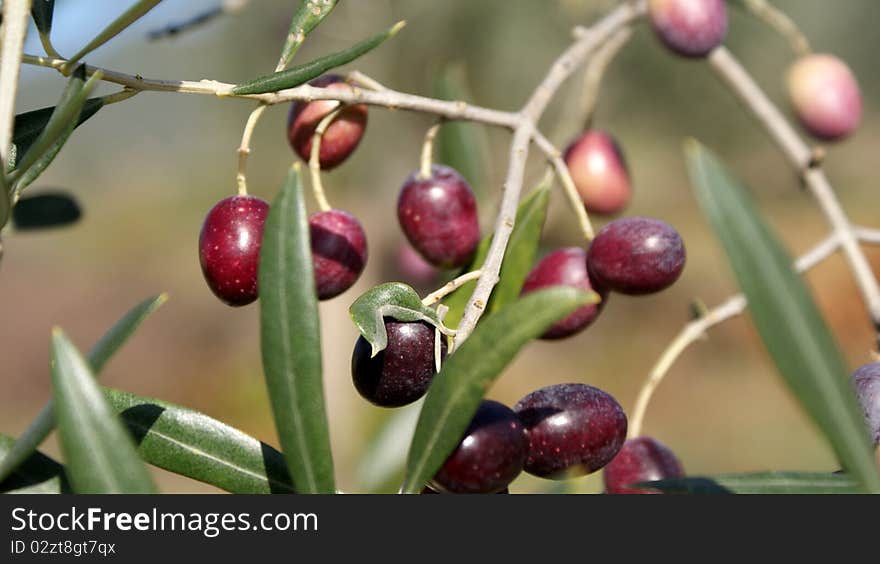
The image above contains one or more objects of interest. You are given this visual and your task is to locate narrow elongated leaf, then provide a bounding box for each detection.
[232,21,405,96]
[12,192,81,230]
[442,186,551,326]
[277,0,340,68]
[259,164,335,494]
[641,472,861,494]
[356,400,423,493]
[11,66,103,192]
[349,282,443,357]
[65,0,163,67]
[486,184,550,313]
[0,434,69,494]
[106,389,295,494]
[433,64,491,197]
[0,294,167,483]
[685,140,880,493]
[30,0,55,35]
[402,287,597,493]
[50,329,156,493]
[12,98,104,166]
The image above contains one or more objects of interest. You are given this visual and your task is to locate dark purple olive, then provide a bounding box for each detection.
[520,247,607,339]
[351,319,445,407]
[851,362,880,445]
[430,400,529,494]
[603,437,685,494]
[514,383,627,479]
[199,195,269,306]
[587,216,685,295]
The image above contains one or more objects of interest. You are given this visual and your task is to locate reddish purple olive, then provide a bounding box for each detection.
[851,363,880,445]
[603,437,685,494]
[430,400,529,494]
[563,130,631,215]
[397,164,480,269]
[287,74,368,169]
[520,247,607,340]
[514,383,627,479]
[648,0,727,58]
[351,319,446,408]
[587,216,685,295]
[198,195,269,307]
[787,54,862,141]
[310,209,367,300]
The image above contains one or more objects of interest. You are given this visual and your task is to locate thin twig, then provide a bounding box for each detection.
[418,122,442,180]
[308,104,343,212]
[20,54,522,128]
[0,0,32,166]
[422,270,482,307]
[235,104,267,195]
[739,0,811,56]
[580,26,632,130]
[708,46,880,343]
[532,131,595,241]
[628,231,844,438]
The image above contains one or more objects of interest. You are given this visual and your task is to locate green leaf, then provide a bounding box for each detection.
[259,164,335,494]
[277,0,340,69]
[486,183,551,314]
[356,400,422,493]
[641,472,861,494]
[402,287,597,493]
[30,0,55,35]
[0,433,69,494]
[12,192,81,230]
[232,21,405,96]
[65,0,164,68]
[105,388,295,494]
[349,282,444,357]
[10,66,103,192]
[11,98,104,166]
[442,185,551,326]
[433,63,491,198]
[0,295,167,483]
[50,329,157,493]
[684,140,880,493]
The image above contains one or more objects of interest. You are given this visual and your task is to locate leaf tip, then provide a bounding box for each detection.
[391,20,407,35]
[682,137,703,157]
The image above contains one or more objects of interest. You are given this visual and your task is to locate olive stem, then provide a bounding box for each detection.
[579,26,632,130]
[418,122,442,180]
[308,104,343,213]
[421,270,483,307]
[235,104,267,196]
[738,0,811,57]
[532,131,595,241]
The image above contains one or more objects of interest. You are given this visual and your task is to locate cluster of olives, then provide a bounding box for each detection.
[195,0,868,493]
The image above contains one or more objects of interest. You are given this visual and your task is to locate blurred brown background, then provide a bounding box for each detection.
[2,0,879,493]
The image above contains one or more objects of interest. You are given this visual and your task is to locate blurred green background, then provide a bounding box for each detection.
[2,0,879,493]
